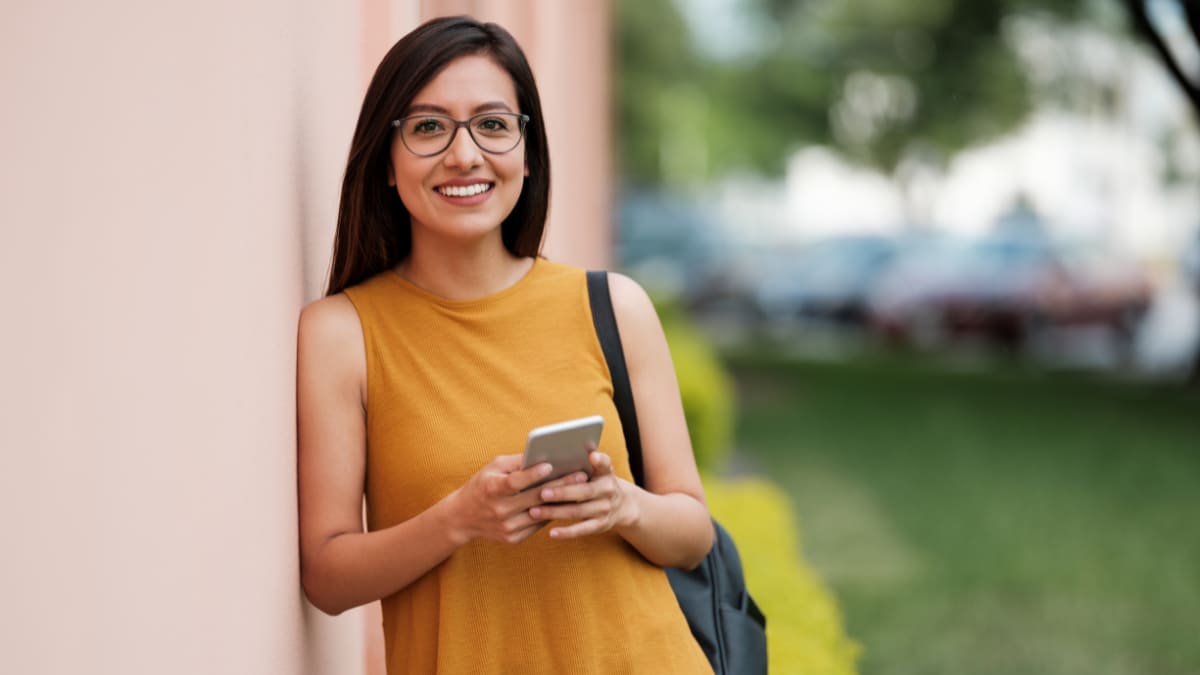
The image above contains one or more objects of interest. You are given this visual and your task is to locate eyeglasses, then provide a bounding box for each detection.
[391,112,530,157]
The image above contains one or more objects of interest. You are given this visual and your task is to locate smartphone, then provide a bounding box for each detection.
[521,414,604,486]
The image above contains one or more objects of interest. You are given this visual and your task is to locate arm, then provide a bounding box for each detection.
[531,274,713,570]
[297,295,560,615]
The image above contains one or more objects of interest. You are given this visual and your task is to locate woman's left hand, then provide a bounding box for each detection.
[528,450,641,539]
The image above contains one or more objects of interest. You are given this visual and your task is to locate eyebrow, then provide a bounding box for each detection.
[404,101,515,116]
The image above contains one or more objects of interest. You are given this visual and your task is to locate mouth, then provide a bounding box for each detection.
[434,182,494,198]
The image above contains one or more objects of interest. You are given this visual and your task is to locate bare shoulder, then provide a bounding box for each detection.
[299,294,363,348]
[297,294,366,397]
[606,272,661,332]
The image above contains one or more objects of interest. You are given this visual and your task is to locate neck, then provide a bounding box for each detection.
[399,235,533,301]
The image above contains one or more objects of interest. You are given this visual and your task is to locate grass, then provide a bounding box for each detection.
[724,348,1200,675]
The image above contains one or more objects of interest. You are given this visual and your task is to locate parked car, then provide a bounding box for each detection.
[1184,225,1200,293]
[752,234,899,325]
[614,189,738,307]
[867,233,1152,350]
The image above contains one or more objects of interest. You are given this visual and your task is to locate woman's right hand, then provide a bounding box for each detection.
[444,454,587,546]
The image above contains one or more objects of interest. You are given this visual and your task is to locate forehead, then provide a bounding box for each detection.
[408,54,520,114]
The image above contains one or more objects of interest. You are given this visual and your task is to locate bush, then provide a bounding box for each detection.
[650,298,859,673]
[704,475,861,675]
[658,303,735,473]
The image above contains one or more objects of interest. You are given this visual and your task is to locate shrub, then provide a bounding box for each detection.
[704,475,861,675]
[651,296,858,672]
[658,303,735,473]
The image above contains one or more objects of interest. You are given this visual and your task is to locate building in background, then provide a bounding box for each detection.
[0,2,610,674]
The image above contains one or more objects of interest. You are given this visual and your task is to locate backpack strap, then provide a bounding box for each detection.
[587,271,767,675]
[585,270,645,487]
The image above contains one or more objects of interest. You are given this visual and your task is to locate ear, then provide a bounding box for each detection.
[388,162,396,187]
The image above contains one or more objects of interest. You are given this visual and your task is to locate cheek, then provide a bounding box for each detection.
[502,154,528,182]
[390,160,427,205]
[395,183,424,214]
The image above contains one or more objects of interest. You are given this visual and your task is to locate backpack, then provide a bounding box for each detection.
[586,270,768,675]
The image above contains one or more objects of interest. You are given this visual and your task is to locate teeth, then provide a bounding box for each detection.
[438,183,492,197]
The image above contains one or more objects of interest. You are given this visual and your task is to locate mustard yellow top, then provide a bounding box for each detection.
[343,259,712,675]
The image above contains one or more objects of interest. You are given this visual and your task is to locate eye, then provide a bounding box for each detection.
[408,117,447,135]
[474,115,511,135]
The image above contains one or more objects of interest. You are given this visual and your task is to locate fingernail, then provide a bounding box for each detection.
[541,489,554,500]
[540,464,553,476]
[530,507,542,518]
[549,529,561,538]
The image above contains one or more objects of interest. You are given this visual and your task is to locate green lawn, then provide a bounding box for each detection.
[726,350,1200,675]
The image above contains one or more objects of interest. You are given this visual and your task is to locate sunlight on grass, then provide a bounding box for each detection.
[727,350,1200,675]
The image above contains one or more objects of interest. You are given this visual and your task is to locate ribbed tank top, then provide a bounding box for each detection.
[343,258,712,675]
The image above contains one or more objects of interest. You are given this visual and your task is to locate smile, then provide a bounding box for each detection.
[435,183,494,197]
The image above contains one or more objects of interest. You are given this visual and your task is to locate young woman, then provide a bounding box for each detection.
[297,16,714,674]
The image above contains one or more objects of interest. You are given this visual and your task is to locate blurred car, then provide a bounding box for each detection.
[1184,226,1200,293]
[867,233,1153,350]
[752,234,899,324]
[614,189,740,307]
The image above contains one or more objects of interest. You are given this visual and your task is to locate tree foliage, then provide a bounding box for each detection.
[614,0,1113,185]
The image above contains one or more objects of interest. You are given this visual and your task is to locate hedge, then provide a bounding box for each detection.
[658,301,860,674]
[658,302,735,473]
[705,475,861,675]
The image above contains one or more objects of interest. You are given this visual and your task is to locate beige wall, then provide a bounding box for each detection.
[0,1,609,673]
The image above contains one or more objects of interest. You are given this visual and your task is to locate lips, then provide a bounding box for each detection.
[434,182,494,197]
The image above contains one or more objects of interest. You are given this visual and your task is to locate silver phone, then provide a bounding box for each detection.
[521,414,604,486]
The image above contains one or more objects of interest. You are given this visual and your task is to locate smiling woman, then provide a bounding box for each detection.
[385,55,531,259]
[296,15,717,675]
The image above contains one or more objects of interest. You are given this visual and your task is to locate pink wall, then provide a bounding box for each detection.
[0,1,610,673]
[1,2,359,673]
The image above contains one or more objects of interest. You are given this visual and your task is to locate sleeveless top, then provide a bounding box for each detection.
[343,258,712,675]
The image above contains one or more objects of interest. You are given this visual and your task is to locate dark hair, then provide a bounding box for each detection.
[325,16,551,296]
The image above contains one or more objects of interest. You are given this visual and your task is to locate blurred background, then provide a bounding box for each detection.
[613,0,1200,674]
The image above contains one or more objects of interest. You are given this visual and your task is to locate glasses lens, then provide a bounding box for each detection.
[400,116,454,156]
[398,113,527,156]
[468,113,525,154]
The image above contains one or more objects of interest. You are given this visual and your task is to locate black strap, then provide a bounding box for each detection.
[586,270,645,487]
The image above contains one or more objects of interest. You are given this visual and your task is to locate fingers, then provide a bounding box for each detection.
[498,512,549,544]
[528,498,611,523]
[470,449,621,546]
[501,461,554,494]
[541,471,590,490]
[589,451,614,476]
[536,459,615,504]
[509,472,588,512]
[495,521,547,545]
[546,517,611,540]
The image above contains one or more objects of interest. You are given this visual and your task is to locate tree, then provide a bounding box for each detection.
[615,0,1105,184]
[1116,0,1200,382]
[1121,0,1200,113]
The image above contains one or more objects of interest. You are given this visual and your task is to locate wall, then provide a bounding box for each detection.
[0,1,610,673]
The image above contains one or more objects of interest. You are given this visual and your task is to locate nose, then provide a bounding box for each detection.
[442,124,482,169]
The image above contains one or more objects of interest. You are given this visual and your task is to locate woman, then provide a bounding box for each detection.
[297,16,714,674]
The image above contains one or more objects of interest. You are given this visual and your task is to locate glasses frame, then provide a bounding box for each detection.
[391,112,531,157]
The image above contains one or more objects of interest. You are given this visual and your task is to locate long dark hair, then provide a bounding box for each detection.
[325,16,551,296]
